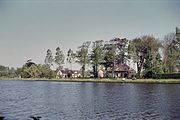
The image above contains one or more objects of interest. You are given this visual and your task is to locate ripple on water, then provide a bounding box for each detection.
[0,81,180,120]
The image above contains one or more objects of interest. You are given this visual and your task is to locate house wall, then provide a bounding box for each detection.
[126,59,137,73]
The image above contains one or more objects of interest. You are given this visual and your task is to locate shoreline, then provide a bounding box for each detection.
[0,78,180,84]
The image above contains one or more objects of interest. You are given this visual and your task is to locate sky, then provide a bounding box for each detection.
[0,0,180,69]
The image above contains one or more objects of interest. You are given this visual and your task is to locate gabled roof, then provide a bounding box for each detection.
[107,63,130,72]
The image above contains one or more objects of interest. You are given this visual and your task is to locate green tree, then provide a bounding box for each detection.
[163,32,180,73]
[67,49,75,71]
[152,53,164,74]
[0,65,9,77]
[104,42,117,78]
[44,49,53,66]
[15,67,23,78]
[91,40,104,78]
[8,67,16,78]
[16,61,41,78]
[38,64,55,79]
[103,38,129,78]
[54,47,65,70]
[111,38,129,64]
[143,52,164,78]
[23,64,41,78]
[76,41,91,78]
[129,35,161,78]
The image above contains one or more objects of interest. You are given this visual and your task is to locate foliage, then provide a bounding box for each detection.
[38,64,55,79]
[143,53,164,78]
[129,35,161,78]
[151,53,164,74]
[0,65,9,77]
[67,49,76,70]
[103,38,129,77]
[0,65,17,78]
[23,64,41,78]
[91,40,104,77]
[111,38,129,64]
[76,41,91,78]
[16,61,56,79]
[162,32,180,73]
[8,67,16,78]
[1,28,179,79]
[44,49,54,66]
[104,42,116,77]
[152,73,180,79]
[54,47,65,70]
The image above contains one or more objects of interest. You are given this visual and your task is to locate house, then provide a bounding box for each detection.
[106,63,136,78]
[98,69,104,78]
[56,68,81,78]
[71,70,81,78]
[56,70,63,78]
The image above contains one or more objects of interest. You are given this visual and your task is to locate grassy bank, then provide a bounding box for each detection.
[1,77,180,84]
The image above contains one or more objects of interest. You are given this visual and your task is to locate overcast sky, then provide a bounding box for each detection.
[0,0,180,69]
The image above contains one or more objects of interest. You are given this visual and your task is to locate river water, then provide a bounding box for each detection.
[0,80,180,120]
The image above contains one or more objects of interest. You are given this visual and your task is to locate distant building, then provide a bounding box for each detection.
[56,70,63,78]
[56,68,81,78]
[71,70,81,78]
[98,69,104,78]
[106,63,136,78]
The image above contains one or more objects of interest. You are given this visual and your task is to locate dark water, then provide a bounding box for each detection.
[0,80,180,120]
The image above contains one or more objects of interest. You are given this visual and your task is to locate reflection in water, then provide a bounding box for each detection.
[0,80,180,120]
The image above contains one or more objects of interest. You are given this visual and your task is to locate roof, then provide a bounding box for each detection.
[57,69,81,74]
[107,63,130,72]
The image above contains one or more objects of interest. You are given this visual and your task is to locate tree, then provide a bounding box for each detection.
[0,65,9,77]
[104,42,117,78]
[8,67,16,78]
[67,49,75,71]
[23,64,41,78]
[128,35,161,78]
[103,38,129,78]
[110,38,129,64]
[91,40,104,78]
[54,47,65,70]
[76,41,91,78]
[19,60,41,78]
[143,53,164,78]
[44,49,53,66]
[15,67,23,78]
[163,32,180,73]
[152,53,164,74]
[38,64,55,79]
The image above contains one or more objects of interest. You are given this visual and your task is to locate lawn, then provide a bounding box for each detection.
[1,78,180,84]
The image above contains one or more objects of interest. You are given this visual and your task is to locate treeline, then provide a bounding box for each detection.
[0,28,179,79]
[129,33,179,78]
[46,29,180,78]
[0,65,16,78]
[43,28,180,78]
[0,63,56,79]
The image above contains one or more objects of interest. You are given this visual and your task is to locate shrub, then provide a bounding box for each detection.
[152,73,180,79]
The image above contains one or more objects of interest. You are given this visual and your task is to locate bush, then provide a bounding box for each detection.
[152,73,180,79]
[143,70,154,78]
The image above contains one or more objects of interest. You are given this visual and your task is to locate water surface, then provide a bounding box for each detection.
[0,80,180,120]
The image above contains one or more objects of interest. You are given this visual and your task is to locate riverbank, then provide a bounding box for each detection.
[1,78,180,84]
